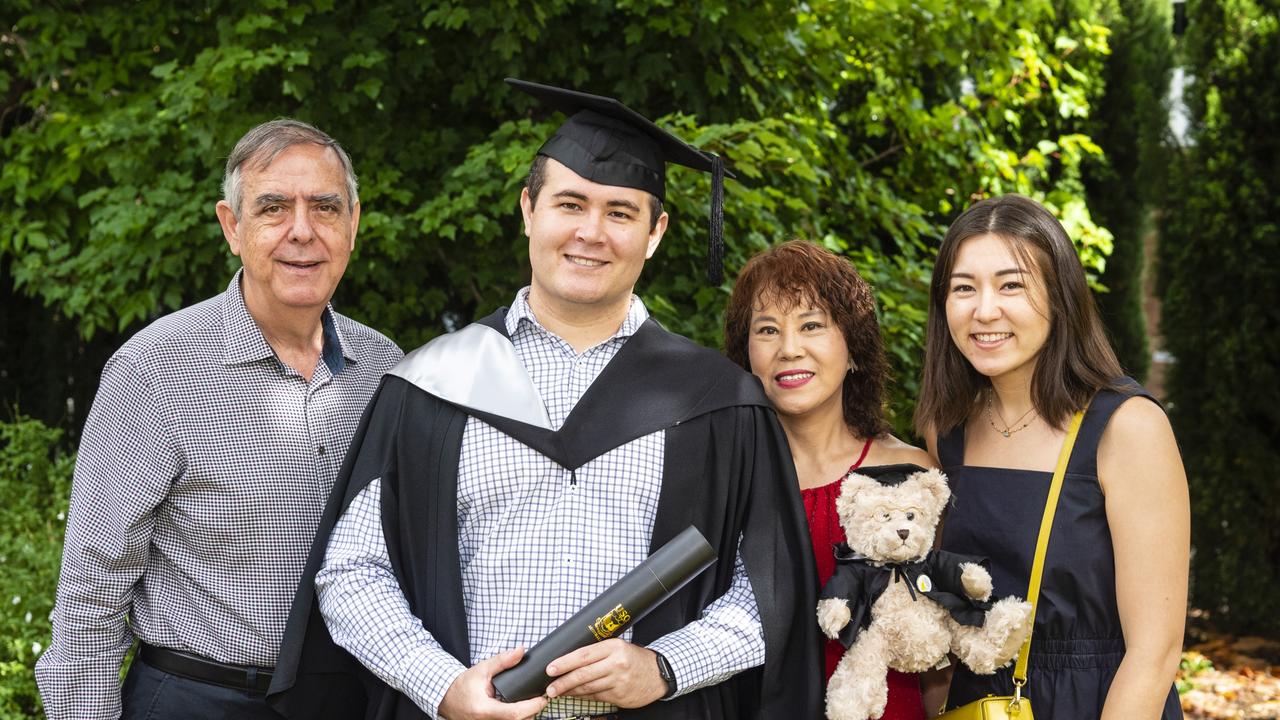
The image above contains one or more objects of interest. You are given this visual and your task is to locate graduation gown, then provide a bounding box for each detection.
[819,545,993,650]
[267,309,822,719]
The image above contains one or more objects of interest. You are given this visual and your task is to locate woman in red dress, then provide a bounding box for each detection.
[725,240,934,720]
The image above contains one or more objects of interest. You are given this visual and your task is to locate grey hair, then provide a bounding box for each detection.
[222,118,359,219]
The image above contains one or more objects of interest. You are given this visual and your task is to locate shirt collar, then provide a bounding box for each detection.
[220,268,353,374]
[505,287,649,345]
[319,310,348,375]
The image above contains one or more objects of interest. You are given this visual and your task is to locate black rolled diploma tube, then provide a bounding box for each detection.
[491,525,717,702]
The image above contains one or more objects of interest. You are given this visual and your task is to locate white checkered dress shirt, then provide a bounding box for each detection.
[318,288,764,719]
[35,271,402,720]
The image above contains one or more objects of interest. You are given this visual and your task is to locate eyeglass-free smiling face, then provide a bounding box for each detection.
[520,157,667,322]
[945,233,1053,386]
[217,143,358,319]
[747,301,852,422]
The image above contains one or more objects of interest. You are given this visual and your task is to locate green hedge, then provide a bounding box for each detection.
[1086,0,1174,382]
[1,0,1119,441]
[1158,0,1280,635]
[0,418,73,719]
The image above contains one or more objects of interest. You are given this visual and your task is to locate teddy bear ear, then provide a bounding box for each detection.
[908,468,951,507]
[836,473,881,520]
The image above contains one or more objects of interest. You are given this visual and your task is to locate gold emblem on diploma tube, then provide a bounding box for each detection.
[589,604,632,641]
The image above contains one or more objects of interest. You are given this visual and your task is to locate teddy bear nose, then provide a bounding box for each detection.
[897,529,909,540]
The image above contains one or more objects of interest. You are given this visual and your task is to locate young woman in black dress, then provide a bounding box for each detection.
[916,195,1188,719]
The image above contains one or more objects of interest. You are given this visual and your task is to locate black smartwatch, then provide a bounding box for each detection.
[654,651,677,699]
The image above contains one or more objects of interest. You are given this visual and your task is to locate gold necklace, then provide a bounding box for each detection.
[986,392,1037,438]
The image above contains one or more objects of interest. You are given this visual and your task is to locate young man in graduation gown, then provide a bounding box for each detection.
[267,79,822,720]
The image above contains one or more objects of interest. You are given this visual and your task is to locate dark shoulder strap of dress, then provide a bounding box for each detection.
[1066,377,1161,477]
[936,423,967,468]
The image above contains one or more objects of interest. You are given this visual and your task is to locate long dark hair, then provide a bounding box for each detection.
[725,240,889,439]
[915,195,1124,435]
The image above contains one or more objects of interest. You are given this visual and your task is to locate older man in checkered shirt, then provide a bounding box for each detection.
[35,119,402,719]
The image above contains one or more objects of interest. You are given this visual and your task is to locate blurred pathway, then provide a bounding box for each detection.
[1143,220,1170,400]
[1180,632,1280,719]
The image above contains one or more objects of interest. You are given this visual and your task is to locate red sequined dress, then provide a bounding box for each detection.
[800,439,926,720]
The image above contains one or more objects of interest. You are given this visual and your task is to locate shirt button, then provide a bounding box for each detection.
[317,445,326,456]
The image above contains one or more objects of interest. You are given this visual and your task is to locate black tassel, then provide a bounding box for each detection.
[707,155,725,285]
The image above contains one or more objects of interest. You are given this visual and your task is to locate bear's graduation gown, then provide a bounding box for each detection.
[820,543,994,650]
[267,309,822,719]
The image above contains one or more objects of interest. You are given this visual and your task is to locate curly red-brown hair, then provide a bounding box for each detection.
[724,240,889,439]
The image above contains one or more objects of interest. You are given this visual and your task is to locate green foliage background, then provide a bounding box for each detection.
[0,419,72,720]
[0,0,1125,431]
[0,0,1208,715]
[1159,0,1280,637]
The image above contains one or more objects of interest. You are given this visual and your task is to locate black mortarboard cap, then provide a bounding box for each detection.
[506,78,733,284]
[855,463,930,487]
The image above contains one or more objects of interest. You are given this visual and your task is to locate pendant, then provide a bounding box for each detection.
[1001,430,1011,438]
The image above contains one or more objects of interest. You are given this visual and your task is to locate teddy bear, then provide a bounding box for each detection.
[817,464,1033,720]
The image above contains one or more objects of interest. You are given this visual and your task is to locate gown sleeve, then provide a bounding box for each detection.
[736,405,825,717]
[820,563,877,650]
[317,481,466,715]
[922,550,993,627]
[267,376,410,718]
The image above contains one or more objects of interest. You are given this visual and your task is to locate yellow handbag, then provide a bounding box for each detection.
[936,407,1087,720]
[938,692,1031,720]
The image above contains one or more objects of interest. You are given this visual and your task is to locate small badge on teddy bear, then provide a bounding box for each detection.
[816,465,1033,720]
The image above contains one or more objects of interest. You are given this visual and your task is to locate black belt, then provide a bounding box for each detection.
[139,642,273,693]
[560,715,620,719]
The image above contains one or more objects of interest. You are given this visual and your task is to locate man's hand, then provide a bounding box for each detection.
[544,639,668,708]
[437,648,548,720]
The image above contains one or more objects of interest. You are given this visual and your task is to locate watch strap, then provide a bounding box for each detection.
[654,650,677,698]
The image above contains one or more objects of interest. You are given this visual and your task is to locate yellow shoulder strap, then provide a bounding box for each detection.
[1013,404,1089,685]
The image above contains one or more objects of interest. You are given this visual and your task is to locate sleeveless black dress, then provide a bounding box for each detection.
[938,379,1182,719]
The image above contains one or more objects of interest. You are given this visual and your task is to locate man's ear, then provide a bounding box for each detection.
[645,211,669,259]
[519,187,534,238]
[216,200,242,257]
[348,200,360,252]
